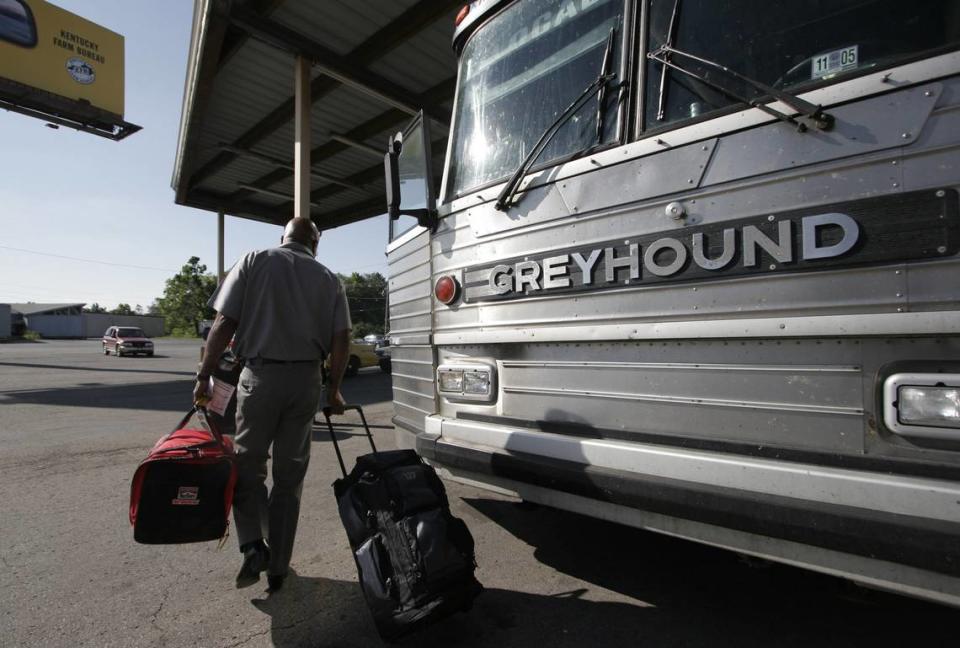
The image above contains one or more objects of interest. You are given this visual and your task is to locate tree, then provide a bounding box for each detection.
[135,304,144,315]
[111,303,134,315]
[84,303,107,314]
[338,272,387,337]
[154,257,218,336]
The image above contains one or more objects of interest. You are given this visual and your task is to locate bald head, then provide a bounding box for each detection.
[282,217,320,252]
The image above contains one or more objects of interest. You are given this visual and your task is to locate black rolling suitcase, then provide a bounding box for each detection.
[321,405,482,641]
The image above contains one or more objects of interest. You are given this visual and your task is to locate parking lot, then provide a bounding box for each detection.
[0,339,957,648]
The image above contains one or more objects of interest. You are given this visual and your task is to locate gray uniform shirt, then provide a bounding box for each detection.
[209,241,351,360]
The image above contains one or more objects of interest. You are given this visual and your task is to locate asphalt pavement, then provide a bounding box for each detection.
[0,339,957,648]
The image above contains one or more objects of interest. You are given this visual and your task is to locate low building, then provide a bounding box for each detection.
[10,303,165,338]
[82,312,164,338]
[11,303,85,338]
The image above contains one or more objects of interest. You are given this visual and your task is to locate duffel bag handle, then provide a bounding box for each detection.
[321,404,377,479]
[165,405,228,449]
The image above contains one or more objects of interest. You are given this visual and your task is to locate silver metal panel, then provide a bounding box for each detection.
[906,260,960,310]
[498,389,861,452]
[389,281,431,308]
[387,226,436,433]
[501,361,862,412]
[392,385,436,412]
[466,182,574,238]
[440,339,867,453]
[555,139,716,215]
[435,416,960,521]
[701,83,941,186]
[435,263,910,332]
[390,361,435,382]
[388,236,432,273]
[437,154,906,273]
[433,312,960,345]
[389,261,431,292]
[389,313,432,334]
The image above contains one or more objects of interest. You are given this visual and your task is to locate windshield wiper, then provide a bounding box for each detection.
[648,44,834,132]
[594,28,617,145]
[655,0,682,122]
[495,28,618,211]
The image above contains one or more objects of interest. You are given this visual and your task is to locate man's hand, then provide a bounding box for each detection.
[326,389,346,415]
[193,376,210,406]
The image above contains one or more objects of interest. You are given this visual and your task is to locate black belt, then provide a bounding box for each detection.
[246,357,320,367]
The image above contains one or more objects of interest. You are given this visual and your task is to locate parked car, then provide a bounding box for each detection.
[363,333,385,346]
[326,342,380,377]
[102,326,154,357]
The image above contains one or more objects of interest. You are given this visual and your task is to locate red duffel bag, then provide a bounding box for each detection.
[130,406,237,544]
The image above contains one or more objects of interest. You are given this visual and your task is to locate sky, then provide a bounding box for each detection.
[0,0,390,310]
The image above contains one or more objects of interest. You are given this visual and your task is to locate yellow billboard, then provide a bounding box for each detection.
[0,0,124,117]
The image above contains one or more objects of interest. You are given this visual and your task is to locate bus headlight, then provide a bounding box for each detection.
[884,373,960,441]
[437,362,497,402]
[898,386,960,427]
[438,369,464,392]
[463,370,491,395]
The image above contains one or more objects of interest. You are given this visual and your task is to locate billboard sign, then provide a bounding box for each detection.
[0,0,138,138]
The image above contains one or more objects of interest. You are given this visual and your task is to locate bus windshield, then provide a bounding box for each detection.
[446,0,625,201]
[646,0,960,128]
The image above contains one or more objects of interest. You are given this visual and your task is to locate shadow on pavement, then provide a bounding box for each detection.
[339,371,392,407]
[462,498,960,646]
[250,570,656,648]
[0,360,191,377]
[2,378,194,412]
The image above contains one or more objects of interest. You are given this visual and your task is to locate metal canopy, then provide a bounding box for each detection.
[172,0,460,230]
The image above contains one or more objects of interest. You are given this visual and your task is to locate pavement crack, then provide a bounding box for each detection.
[150,581,173,634]
[220,627,270,648]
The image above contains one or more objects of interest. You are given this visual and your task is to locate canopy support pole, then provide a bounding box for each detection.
[293,55,312,221]
[217,210,225,283]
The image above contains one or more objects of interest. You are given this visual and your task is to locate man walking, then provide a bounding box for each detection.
[194,217,351,591]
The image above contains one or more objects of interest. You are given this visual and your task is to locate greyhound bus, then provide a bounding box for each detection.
[383,0,960,606]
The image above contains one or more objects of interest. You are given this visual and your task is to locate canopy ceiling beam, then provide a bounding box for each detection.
[226,76,455,204]
[230,9,451,124]
[221,145,360,189]
[187,0,460,189]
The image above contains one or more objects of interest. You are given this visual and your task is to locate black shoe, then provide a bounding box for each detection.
[267,573,286,592]
[236,541,270,589]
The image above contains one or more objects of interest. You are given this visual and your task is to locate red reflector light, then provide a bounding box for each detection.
[455,4,470,26]
[434,275,459,305]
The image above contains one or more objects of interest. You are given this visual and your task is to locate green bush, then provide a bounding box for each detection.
[22,330,41,341]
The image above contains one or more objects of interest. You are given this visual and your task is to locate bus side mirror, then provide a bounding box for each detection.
[384,137,402,221]
[383,114,438,233]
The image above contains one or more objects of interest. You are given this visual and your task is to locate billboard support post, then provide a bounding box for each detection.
[293,55,311,221]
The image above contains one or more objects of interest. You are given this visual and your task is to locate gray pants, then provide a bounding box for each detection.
[232,362,322,577]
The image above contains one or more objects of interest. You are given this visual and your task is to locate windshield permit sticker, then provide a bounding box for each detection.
[811,46,858,80]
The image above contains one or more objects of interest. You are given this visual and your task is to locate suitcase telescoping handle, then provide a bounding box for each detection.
[321,404,377,479]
